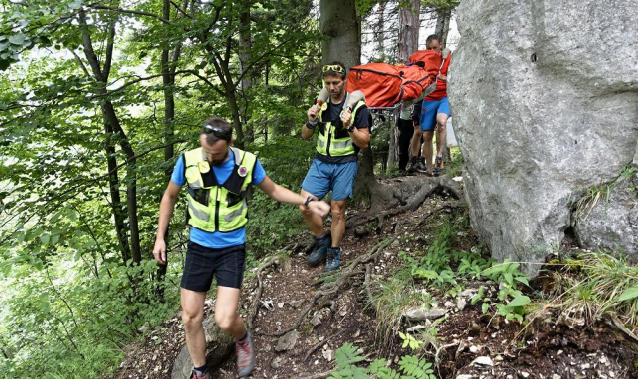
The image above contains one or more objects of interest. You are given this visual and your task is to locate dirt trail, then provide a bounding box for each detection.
[110,182,638,379]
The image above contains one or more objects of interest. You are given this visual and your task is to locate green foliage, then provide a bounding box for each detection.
[0,0,321,376]
[330,343,437,379]
[398,218,532,323]
[542,252,638,328]
[399,331,424,350]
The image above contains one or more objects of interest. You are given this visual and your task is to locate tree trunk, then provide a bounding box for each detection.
[435,7,452,48]
[319,0,360,68]
[374,2,385,59]
[239,1,253,145]
[104,123,131,263]
[397,0,420,63]
[79,11,141,264]
[386,0,421,174]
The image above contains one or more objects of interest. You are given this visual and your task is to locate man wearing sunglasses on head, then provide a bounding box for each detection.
[300,61,371,271]
[153,117,330,379]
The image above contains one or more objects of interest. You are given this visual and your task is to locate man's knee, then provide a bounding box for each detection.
[423,132,434,142]
[330,203,346,220]
[182,309,203,331]
[214,311,237,331]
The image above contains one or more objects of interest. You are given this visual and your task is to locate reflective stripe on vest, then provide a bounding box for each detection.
[316,96,365,157]
[183,147,257,232]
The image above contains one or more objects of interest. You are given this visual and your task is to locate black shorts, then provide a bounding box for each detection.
[180,241,246,292]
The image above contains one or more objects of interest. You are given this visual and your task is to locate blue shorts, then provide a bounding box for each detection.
[302,159,358,201]
[420,97,450,131]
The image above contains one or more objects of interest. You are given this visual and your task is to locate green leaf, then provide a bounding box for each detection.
[9,33,26,46]
[69,0,82,10]
[507,295,531,307]
[515,276,529,286]
[614,287,638,303]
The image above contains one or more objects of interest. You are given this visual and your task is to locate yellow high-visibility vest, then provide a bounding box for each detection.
[183,147,257,232]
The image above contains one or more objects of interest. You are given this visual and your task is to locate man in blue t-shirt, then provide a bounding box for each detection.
[153,117,329,379]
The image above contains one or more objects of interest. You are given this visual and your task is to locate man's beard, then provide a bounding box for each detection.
[211,149,229,166]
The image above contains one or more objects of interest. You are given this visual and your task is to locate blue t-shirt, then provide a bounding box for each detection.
[171,148,266,248]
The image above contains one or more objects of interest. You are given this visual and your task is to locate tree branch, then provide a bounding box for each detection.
[86,4,171,24]
[69,49,91,78]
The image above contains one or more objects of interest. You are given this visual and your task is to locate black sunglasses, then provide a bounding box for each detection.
[203,124,231,141]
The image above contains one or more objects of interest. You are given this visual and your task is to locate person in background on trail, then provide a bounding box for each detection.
[409,34,452,175]
[152,117,329,379]
[398,90,429,172]
[397,102,415,172]
[300,61,371,271]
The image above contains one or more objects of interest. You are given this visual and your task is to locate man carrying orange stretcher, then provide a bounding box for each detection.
[409,34,452,175]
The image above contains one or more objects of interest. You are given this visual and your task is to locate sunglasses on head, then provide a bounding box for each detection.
[203,124,231,141]
[322,64,345,74]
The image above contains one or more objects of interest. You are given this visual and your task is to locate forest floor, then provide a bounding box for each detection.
[108,174,638,379]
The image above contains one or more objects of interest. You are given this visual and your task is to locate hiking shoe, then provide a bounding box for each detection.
[190,368,211,379]
[407,158,419,173]
[417,157,427,172]
[325,247,341,271]
[434,156,445,175]
[236,332,255,377]
[308,233,331,266]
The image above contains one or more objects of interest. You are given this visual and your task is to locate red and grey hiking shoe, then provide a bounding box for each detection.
[190,368,211,379]
[236,332,255,377]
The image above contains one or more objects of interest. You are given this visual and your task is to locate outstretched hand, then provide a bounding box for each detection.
[308,200,330,218]
[152,239,167,265]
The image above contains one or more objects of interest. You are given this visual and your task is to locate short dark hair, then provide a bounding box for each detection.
[426,34,440,48]
[201,116,233,145]
[322,61,346,80]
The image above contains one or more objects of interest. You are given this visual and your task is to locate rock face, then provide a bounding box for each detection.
[449,0,638,274]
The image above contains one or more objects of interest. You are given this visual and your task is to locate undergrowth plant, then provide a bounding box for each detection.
[543,251,638,328]
[399,218,533,323]
[329,343,437,379]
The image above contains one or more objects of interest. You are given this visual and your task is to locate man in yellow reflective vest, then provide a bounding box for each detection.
[300,61,371,271]
[153,117,329,379]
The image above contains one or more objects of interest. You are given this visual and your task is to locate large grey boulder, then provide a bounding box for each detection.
[449,0,638,275]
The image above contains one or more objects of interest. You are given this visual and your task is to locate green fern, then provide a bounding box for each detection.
[368,358,400,379]
[329,344,437,379]
[398,355,436,379]
[329,343,368,379]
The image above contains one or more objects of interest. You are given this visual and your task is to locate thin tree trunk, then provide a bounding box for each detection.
[79,11,141,264]
[239,1,253,145]
[435,8,451,48]
[374,2,385,59]
[398,0,420,63]
[387,0,421,173]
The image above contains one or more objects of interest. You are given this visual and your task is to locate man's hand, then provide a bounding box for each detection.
[308,200,330,218]
[153,238,167,265]
[340,108,352,129]
[437,74,447,82]
[307,105,320,122]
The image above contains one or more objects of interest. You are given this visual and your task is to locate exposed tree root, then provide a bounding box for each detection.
[248,256,281,329]
[417,200,463,227]
[347,176,462,229]
[258,238,396,338]
[292,371,331,379]
[303,329,347,361]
